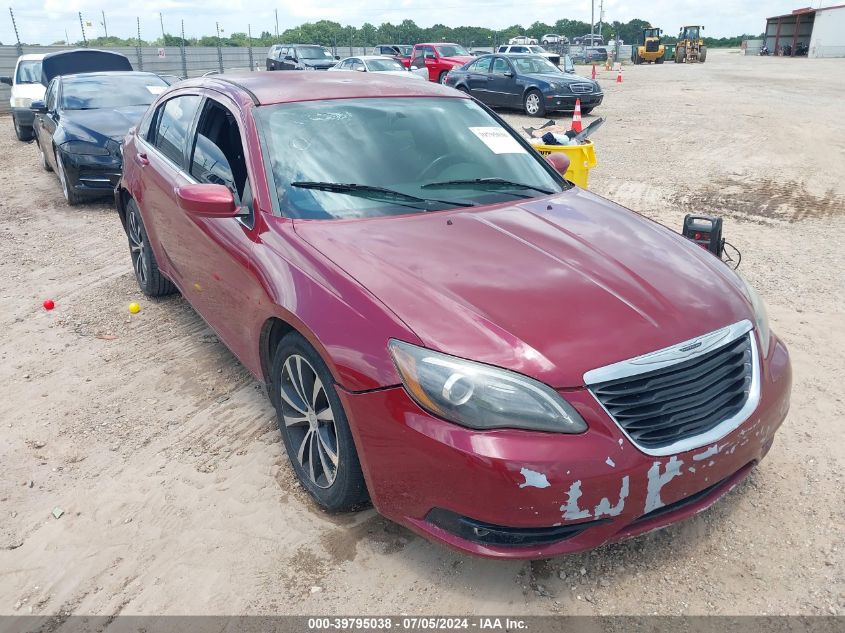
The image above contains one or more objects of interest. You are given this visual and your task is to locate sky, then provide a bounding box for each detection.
[1,0,829,45]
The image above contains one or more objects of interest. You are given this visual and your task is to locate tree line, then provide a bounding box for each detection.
[44,18,761,49]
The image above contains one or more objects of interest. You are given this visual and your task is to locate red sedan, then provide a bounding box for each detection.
[116,72,791,559]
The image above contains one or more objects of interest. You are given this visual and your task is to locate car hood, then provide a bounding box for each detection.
[379,70,426,79]
[293,188,754,388]
[302,59,336,68]
[526,72,589,85]
[60,105,149,144]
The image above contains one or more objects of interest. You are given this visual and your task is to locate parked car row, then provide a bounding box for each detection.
[13,48,791,562]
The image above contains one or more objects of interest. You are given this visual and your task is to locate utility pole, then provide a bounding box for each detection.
[102,10,108,39]
[136,17,144,70]
[159,12,165,41]
[79,12,88,46]
[275,9,279,39]
[9,8,22,56]
[598,0,604,39]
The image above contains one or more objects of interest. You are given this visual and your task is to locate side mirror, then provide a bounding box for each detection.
[0,76,12,86]
[354,66,365,72]
[175,184,239,218]
[335,55,340,60]
[544,153,571,175]
[503,71,514,77]
[30,100,47,113]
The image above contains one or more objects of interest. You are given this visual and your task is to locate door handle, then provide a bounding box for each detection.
[134,152,149,167]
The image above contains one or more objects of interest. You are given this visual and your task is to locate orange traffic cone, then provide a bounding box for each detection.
[616,67,623,83]
[591,64,596,79]
[571,98,583,133]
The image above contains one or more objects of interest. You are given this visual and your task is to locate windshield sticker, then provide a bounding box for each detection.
[146,85,166,95]
[469,127,527,154]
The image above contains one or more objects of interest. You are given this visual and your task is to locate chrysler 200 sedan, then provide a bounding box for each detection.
[115,73,791,559]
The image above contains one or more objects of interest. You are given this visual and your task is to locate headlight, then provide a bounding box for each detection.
[389,340,587,433]
[61,141,110,156]
[735,271,771,354]
[11,96,33,108]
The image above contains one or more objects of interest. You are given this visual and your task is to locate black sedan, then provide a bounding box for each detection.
[32,71,168,205]
[444,54,603,117]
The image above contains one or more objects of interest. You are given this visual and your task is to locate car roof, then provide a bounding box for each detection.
[417,42,459,46]
[177,71,466,106]
[347,55,401,61]
[18,53,46,62]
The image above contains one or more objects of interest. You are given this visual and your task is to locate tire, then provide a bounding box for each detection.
[524,89,546,117]
[676,47,686,63]
[581,107,594,115]
[37,142,52,172]
[270,332,368,511]
[438,71,449,84]
[13,117,33,142]
[656,56,664,64]
[125,198,177,297]
[699,46,707,62]
[55,150,83,206]
[634,52,641,65]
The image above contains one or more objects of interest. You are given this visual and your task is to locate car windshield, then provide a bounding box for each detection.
[16,60,42,84]
[528,46,548,54]
[256,97,565,220]
[61,74,167,110]
[297,47,334,60]
[367,58,405,72]
[436,45,470,57]
[511,57,561,74]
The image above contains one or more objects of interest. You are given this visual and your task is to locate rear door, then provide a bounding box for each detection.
[137,93,203,294]
[487,57,517,107]
[465,57,492,98]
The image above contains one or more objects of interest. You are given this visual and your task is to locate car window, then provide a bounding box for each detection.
[497,46,507,53]
[15,60,42,84]
[152,95,202,167]
[60,74,168,110]
[491,57,511,74]
[436,45,469,57]
[256,97,565,220]
[413,47,425,60]
[367,58,405,72]
[297,47,333,60]
[44,80,58,111]
[190,100,249,212]
[512,46,528,53]
[512,56,560,74]
[466,58,491,73]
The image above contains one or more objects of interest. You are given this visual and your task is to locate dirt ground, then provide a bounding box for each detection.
[1,49,843,617]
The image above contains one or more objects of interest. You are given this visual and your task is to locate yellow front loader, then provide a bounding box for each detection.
[633,27,665,64]
[675,25,707,63]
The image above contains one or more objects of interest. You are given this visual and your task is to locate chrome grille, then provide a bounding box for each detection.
[586,322,757,454]
[570,83,594,94]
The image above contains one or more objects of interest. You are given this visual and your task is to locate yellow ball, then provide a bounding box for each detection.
[128,302,141,314]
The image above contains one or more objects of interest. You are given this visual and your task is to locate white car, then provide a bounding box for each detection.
[541,34,567,45]
[329,56,427,80]
[497,45,561,66]
[1,53,46,141]
[509,35,538,45]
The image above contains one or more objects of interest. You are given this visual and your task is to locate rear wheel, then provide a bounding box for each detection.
[634,52,642,65]
[270,332,368,511]
[126,198,177,297]
[656,56,665,64]
[524,89,546,117]
[699,46,707,62]
[55,151,83,206]
[37,142,52,172]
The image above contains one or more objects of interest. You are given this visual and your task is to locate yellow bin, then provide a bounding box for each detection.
[533,141,597,189]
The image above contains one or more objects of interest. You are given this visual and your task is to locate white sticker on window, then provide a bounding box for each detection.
[469,127,526,154]
[146,85,166,95]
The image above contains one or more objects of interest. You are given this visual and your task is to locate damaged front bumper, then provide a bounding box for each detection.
[338,334,791,559]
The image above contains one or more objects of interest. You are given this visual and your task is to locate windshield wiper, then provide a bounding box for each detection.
[290,181,475,209]
[421,178,554,196]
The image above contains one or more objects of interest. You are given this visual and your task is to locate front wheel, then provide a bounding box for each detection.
[581,107,594,115]
[37,142,52,172]
[656,56,664,64]
[699,46,707,62]
[270,332,368,511]
[438,70,449,84]
[55,151,83,206]
[14,117,33,141]
[524,89,546,117]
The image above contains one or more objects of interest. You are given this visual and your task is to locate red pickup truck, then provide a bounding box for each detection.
[409,43,475,83]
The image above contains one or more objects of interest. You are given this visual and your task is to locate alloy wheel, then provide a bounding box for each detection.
[127,210,148,286]
[525,92,541,115]
[279,354,339,489]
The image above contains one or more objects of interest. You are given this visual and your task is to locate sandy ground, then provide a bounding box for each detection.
[1,49,843,617]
